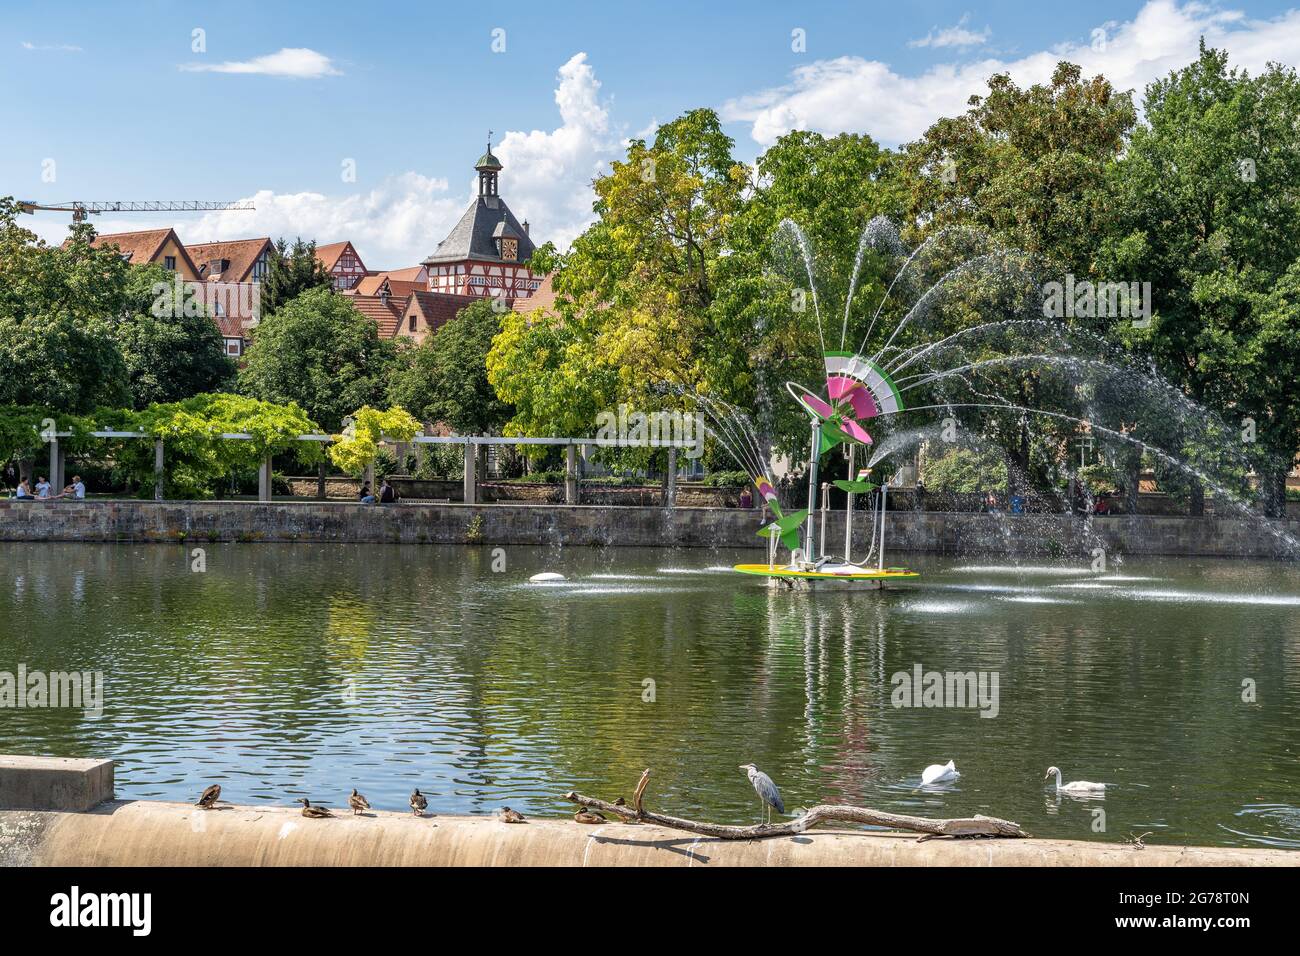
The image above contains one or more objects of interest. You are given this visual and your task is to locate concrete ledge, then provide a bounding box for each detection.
[0,756,114,812]
[0,499,1297,557]
[2,800,1296,867]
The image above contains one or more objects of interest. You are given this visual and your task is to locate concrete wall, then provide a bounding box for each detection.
[2,801,1294,867]
[0,499,1296,557]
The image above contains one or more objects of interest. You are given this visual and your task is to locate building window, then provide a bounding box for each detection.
[225,339,242,357]
[409,315,417,332]
[164,255,177,271]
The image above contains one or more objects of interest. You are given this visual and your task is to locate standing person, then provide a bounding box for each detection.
[379,478,398,504]
[34,476,52,499]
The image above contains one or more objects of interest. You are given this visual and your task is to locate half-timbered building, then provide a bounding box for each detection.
[423,145,542,301]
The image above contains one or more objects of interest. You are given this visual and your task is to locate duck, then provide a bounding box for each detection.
[574,806,607,825]
[195,784,222,810]
[497,806,527,824]
[410,788,429,817]
[921,760,959,785]
[1044,766,1107,794]
[348,789,371,815]
[297,798,333,818]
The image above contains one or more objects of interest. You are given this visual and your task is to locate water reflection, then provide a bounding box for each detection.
[0,544,1296,848]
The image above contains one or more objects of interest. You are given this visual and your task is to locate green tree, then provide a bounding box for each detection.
[901,62,1137,494]
[238,286,396,433]
[389,299,512,433]
[259,237,333,317]
[111,264,236,408]
[492,109,746,442]
[1100,44,1300,514]
[709,129,907,461]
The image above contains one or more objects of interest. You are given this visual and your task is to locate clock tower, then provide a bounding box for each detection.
[423,138,541,301]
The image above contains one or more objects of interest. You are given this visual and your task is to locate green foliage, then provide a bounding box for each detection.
[1077,462,1120,495]
[112,264,236,407]
[239,286,397,432]
[259,238,333,318]
[1099,44,1300,513]
[389,299,512,433]
[921,446,1008,493]
[700,470,749,487]
[99,393,322,499]
[328,406,420,476]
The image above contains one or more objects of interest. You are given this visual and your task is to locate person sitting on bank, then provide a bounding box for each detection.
[738,486,753,509]
[34,476,52,499]
[359,484,376,504]
[69,476,85,499]
[13,478,34,500]
[379,479,398,504]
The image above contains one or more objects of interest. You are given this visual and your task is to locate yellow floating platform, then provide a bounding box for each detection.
[733,563,920,581]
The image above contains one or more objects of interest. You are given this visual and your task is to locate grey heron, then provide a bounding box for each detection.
[739,763,785,826]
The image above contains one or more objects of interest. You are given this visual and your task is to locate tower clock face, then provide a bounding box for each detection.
[501,237,518,261]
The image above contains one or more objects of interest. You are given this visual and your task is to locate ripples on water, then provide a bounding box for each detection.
[0,544,1297,847]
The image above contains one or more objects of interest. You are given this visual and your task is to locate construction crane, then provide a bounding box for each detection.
[17,200,255,222]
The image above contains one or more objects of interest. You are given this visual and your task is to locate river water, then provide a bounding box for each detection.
[1,542,1296,847]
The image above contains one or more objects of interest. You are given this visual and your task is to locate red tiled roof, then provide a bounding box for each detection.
[511,272,558,315]
[406,291,480,337]
[84,228,199,275]
[348,293,404,337]
[354,274,424,298]
[187,237,272,283]
[314,241,354,272]
[383,266,427,283]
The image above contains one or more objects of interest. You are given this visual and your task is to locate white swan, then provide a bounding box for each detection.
[1044,766,1106,793]
[921,760,959,785]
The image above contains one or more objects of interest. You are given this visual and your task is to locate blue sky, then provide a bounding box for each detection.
[5,0,1300,268]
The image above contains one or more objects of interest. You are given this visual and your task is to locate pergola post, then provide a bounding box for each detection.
[565,443,579,505]
[47,437,59,491]
[153,439,164,501]
[665,447,678,507]
[258,454,273,502]
[462,439,477,504]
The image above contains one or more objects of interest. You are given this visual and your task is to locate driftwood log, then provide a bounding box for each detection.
[565,769,1027,841]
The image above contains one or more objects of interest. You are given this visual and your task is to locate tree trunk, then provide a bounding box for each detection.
[1125,457,1140,515]
[1188,477,1205,517]
[316,460,327,500]
[565,770,1027,841]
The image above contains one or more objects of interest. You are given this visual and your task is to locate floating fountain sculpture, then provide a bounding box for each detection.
[692,214,1300,586]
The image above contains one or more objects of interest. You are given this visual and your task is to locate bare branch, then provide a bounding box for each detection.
[564,769,1027,841]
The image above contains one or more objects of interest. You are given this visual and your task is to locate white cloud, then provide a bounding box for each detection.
[180,48,341,79]
[909,15,991,50]
[725,0,1300,146]
[181,173,461,270]
[487,52,615,251]
[22,41,82,52]
[25,53,616,266]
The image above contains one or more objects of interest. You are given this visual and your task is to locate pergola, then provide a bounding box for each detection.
[41,432,698,505]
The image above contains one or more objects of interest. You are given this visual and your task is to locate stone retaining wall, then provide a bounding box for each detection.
[2,800,1293,867]
[0,499,1296,557]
